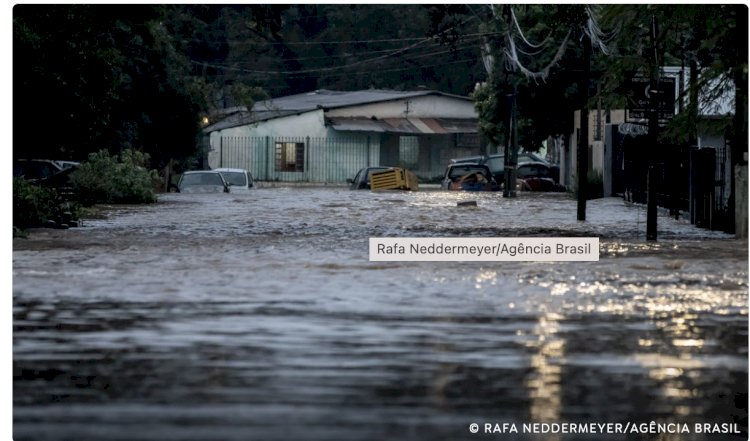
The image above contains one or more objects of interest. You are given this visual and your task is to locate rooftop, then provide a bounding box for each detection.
[253,89,470,112]
[204,89,473,133]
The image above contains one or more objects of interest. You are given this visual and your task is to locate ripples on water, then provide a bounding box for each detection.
[13,189,748,440]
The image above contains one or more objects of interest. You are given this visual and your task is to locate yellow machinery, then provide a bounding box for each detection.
[370,167,419,191]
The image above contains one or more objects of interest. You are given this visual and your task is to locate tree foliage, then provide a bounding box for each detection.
[69,149,160,205]
[599,4,747,144]
[14,5,745,165]
[13,177,59,229]
[14,5,486,165]
[472,4,746,151]
[472,5,589,151]
[14,5,202,166]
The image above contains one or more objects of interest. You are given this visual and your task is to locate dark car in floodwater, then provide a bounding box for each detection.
[178,171,229,193]
[14,159,80,183]
[14,159,81,193]
[515,162,566,192]
[440,163,500,192]
[348,166,393,190]
[451,152,560,184]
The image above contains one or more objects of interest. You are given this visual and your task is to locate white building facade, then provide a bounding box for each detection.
[202,89,483,183]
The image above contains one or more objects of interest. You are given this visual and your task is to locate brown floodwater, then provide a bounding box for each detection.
[13,189,748,440]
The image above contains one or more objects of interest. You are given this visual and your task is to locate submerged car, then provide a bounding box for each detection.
[441,163,500,192]
[348,166,393,190]
[14,159,67,182]
[515,162,566,192]
[451,152,560,184]
[14,159,80,192]
[488,153,560,184]
[178,170,229,193]
[215,168,254,192]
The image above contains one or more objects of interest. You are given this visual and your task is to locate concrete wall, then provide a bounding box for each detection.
[564,109,627,190]
[736,164,748,239]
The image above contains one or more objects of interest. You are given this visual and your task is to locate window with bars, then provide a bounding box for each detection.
[275,142,305,172]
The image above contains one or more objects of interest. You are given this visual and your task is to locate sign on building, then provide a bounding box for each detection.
[625,76,677,124]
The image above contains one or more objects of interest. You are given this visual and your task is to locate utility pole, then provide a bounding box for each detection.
[577,31,591,221]
[504,81,519,198]
[646,14,660,241]
[503,5,518,198]
[502,77,512,197]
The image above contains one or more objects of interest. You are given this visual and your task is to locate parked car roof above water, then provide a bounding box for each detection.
[178,170,229,193]
[14,159,64,181]
[513,162,566,192]
[449,155,485,165]
[214,168,254,191]
[441,163,500,192]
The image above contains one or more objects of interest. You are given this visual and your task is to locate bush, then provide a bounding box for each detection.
[587,170,603,199]
[13,177,58,229]
[70,149,160,205]
[571,170,604,200]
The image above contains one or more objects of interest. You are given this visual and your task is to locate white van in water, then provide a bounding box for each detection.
[214,168,254,192]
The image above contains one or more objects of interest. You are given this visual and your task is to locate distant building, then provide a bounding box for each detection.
[201,89,484,182]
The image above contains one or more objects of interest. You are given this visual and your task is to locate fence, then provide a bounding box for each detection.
[614,127,733,231]
[210,136,378,183]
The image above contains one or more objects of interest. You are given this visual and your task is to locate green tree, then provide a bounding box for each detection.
[14,5,207,167]
[473,5,591,151]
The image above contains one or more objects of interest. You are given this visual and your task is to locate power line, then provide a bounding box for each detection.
[191,15,479,75]
[219,34,488,64]
[192,44,480,77]
[203,39,482,68]
[179,29,496,48]
[212,56,483,82]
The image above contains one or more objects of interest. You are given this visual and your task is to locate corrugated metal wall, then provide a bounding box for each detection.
[212,134,480,183]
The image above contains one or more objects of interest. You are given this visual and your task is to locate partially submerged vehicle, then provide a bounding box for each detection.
[515,162,566,192]
[348,166,393,190]
[214,168,254,192]
[348,166,418,191]
[13,159,79,183]
[451,152,560,184]
[13,159,80,196]
[441,163,499,192]
[177,170,229,193]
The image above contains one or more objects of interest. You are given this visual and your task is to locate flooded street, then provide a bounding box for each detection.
[13,188,748,441]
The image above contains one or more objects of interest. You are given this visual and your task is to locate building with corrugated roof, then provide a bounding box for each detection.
[201,89,484,183]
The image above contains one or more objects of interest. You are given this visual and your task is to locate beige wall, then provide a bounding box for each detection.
[563,109,626,188]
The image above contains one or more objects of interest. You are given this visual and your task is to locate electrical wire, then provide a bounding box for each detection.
[193,30,500,47]
[505,29,572,83]
[209,35,489,65]
[189,55,482,83]
[193,43,481,77]
[585,5,612,55]
[510,6,552,49]
[191,15,479,75]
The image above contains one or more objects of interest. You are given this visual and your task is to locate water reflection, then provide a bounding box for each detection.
[525,313,564,435]
[13,189,747,440]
